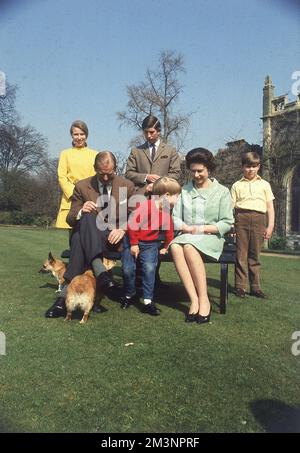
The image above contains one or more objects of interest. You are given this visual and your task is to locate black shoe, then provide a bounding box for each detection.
[250,289,267,299]
[120,295,137,310]
[97,272,120,300]
[143,303,161,316]
[45,297,66,318]
[185,313,198,323]
[196,309,211,325]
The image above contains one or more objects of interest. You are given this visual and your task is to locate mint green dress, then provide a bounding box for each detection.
[170,179,234,260]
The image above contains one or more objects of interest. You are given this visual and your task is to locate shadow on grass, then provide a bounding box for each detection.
[207,277,235,294]
[154,282,219,315]
[0,415,19,433]
[39,282,58,290]
[250,399,300,433]
[154,282,188,314]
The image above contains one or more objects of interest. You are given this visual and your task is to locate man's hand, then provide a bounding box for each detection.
[130,245,139,258]
[82,201,98,213]
[108,229,125,244]
[146,174,160,183]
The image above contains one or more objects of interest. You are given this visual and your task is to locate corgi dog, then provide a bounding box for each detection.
[39,252,67,292]
[65,258,117,324]
[65,270,96,324]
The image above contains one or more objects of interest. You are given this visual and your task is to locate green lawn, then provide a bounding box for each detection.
[0,226,299,433]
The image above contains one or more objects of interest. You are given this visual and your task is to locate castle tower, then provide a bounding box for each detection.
[262,75,274,177]
[263,75,274,117]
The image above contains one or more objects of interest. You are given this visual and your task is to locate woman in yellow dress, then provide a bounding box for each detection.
[56,120,98,230]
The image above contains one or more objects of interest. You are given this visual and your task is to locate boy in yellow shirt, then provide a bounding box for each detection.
[231,151,275,298]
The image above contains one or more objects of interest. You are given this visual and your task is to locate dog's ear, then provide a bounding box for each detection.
[48,251,54,262]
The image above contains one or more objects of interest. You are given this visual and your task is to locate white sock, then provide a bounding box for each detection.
[144,299,152,305]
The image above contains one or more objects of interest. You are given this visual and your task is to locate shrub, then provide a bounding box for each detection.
[269,235,287,250]
[33,216,53,228]
[0,211,13,224]
[9,211,35,225]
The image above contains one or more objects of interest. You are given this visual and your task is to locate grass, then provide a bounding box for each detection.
[0,227,300,433]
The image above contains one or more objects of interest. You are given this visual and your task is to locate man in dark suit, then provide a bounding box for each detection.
[125,115,181,194]
[45,151,135,318]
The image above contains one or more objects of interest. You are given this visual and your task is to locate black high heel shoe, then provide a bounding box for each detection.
[185,313,198,323]
[196,308,211,325]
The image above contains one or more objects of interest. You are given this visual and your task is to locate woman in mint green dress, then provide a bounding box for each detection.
[170,148,233,324]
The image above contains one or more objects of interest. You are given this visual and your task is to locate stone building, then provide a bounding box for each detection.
[262,76,300,249]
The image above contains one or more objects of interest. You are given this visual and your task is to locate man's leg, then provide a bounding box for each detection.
[79,213,121,299]
[64,224,87,281]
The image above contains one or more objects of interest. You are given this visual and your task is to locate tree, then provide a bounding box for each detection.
[0,78,59,225]
[0,123,48,172]
[214,140,262,188]
[0,82,19,126]
[117,50,192,150]
[0,158,60,224]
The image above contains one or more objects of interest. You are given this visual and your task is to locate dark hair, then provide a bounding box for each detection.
[241,151,261,166]
[185,147,216,172]
[70,120,89,137]
[94,151,117,170]
[142,115,161,131]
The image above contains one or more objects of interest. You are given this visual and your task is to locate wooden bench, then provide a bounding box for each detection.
[62,232,236,314]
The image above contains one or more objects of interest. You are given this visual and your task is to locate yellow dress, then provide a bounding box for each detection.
[55,147,98,228]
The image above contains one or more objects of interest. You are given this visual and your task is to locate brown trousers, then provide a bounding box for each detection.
[234,209,266,291]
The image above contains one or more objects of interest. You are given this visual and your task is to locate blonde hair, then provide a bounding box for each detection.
[152,177,181,196]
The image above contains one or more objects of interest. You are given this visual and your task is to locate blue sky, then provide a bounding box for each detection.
[0,0,299,159]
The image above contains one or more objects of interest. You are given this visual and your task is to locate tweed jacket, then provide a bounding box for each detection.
[66,174,135,229]
[125,141,181,194]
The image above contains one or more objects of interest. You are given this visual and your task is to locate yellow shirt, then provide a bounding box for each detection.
[56,146,98,228]
[231,175,274,213]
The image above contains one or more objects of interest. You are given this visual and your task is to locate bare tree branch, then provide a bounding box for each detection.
[116,50,192,152]
[0,123,48,172]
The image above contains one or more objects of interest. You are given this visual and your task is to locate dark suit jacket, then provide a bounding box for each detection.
[67,174,135,229]
[125,141,181,194]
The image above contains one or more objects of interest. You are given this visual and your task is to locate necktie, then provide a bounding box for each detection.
[102,185,108,222]
[151,144,156,161]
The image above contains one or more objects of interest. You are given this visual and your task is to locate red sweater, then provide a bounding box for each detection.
[127,198,174,247]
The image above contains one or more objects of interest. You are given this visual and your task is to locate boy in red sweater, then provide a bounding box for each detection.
[121,177,181,315]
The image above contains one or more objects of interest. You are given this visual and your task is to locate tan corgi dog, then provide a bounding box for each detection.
[39,252,67,292]
[65,270,96,324]
[65,258,117,324]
